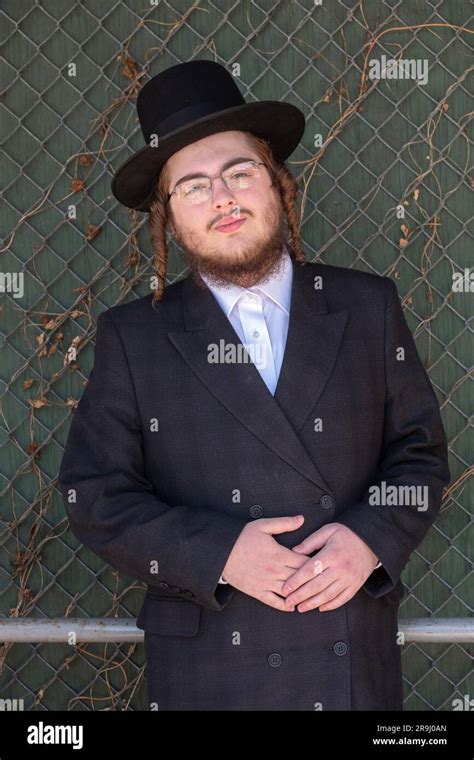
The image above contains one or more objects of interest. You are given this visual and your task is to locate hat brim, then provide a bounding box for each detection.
[111,101,305,212]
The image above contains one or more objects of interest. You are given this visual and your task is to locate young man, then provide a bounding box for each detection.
[59,60,450,711]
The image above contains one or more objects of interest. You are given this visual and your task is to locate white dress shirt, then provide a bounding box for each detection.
[199,245,381,584]
[200,244,293,395]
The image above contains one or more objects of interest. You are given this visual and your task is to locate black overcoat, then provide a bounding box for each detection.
[59,254,450,710]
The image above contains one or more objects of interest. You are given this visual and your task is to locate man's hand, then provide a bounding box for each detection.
[281,523,379,613]
[221,515,309,611]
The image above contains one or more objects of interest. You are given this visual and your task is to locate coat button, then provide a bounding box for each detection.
[268,652,282,668]
[250,504,264,518]
[170,586,182,593]
[333,641,348,656]
[159,581,170,590]
[182,590,194,598]
[320,494,334,509]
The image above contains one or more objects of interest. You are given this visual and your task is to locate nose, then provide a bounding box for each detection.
[211,176,238,211]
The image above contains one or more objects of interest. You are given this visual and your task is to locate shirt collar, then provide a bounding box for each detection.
[199,244,293,319]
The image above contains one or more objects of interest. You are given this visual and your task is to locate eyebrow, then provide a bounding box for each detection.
[172,156,257,189]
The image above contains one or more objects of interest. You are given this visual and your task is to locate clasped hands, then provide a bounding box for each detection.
[282,520,380,613]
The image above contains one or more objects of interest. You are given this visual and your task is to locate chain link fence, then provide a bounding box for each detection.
[0,0,472,710]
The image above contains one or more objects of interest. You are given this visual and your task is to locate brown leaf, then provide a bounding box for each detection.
[23,378,34,390]
[71,178,85,193]
[64,336,82,366]
[86,224,100,241]
[26,442,41,458]
[48,331,64,356]
[399,238,409,248]
[29,397,48,409]
[44,318,61,331]
[122,55,138,80]
[322,87,332,104]
[78,154,93,167]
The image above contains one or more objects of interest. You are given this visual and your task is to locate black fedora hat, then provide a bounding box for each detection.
[111,60,306,212]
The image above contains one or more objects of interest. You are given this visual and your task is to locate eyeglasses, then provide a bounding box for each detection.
[168,160,267,205]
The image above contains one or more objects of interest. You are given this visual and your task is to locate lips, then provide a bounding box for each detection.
[215,214,247,229]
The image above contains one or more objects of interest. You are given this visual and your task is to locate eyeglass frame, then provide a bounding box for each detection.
[167,159,268,203]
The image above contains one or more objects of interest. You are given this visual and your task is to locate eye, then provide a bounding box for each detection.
[182,181,208,196]
[232,170,252,179]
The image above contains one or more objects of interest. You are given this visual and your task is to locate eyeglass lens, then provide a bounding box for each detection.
[175,161,261,204]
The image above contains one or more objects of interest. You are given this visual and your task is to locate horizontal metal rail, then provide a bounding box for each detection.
[0,618,472,643]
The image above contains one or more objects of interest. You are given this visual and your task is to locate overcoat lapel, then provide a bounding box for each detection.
[168,255,347,494]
